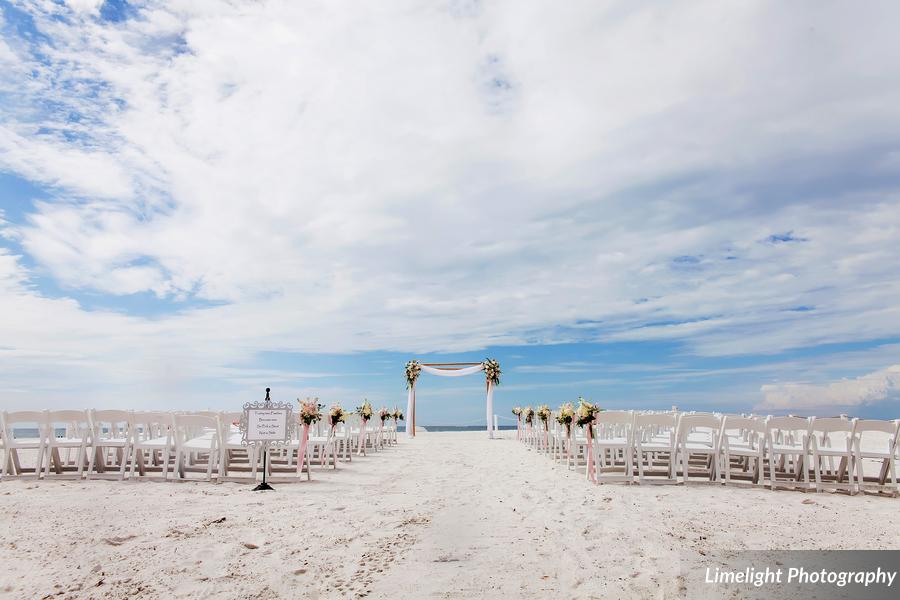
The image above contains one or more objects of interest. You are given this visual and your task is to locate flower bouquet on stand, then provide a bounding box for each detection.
[556,402,575,463]
[512,407,523,441]
[356,399,374,456]
[523,406,535,445]
[296,398,322,476]
[377,407,391,449]
[575,397,600,482]
[537,405,552,452]
[325,405,346,465]
[392,408,404,441]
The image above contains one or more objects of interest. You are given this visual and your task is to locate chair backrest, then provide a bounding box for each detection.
[810,416,853,434]
[46,410,90,439]
[2,410,48,439]
[596,410,634,426]
[678,414,721,433]
[721,415,766,435]
[634,412,677,429]
[90,410,133,440]
[766,416,810,433]
[132,412,173,439]
[852,419,899,451]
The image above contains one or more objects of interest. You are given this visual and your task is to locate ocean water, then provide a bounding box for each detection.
[404,425,517,432]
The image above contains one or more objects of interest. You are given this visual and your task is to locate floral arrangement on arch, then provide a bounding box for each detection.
[379,407,391,423]
[298,397,323,425]
[556,402,575,434]
[536,405,551,426]
[482,358,501,386]
[523,406,535,425]
[357,399,374,422]
[575,397,600,429]
[328,405,346,427]
[405,360,421,389]
[392,408,404,421]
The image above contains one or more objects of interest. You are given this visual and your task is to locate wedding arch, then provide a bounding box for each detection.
[405,359,501,439]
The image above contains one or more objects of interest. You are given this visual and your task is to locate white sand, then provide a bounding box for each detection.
[1,431,897,599]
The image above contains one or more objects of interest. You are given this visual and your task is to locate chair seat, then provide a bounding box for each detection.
[135,436,170,449]
[857,450,895,459]
[48,437,89,448]
[638,443,674,452]
[308,436,330,443]
[8,437,42,447]
[224,433,246,446]
[95,437,128,446]
[814,447,852,457]
[596,437,629,447]
[724,444,762,456]
[184,437,216,450]
[683,442,716,451]
[771,443,805,453]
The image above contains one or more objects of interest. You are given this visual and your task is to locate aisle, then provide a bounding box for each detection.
[369,432,580,598]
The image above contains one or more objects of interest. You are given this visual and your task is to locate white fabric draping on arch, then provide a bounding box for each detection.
[420,364,484,377]
[406,363,495,439]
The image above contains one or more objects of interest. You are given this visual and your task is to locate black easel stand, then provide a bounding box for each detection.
[252,387,275,491]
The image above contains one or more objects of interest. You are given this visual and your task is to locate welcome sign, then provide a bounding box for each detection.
[240,388,295,447]
[246,408,290,443]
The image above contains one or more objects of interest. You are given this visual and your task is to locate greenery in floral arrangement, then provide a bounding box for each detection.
[575,397,600,428]
[357,399,374,421]
[392,408,404,421]
[297,397,323,425]
[328,405,345,427]
[379,407,391,422]
[537,404,551,425]
[405,360,421,389]
[556,402,575,434]
[483,358,501,386]
[523,406,535,425]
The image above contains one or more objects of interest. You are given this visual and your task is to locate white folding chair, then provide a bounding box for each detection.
[44,410,92,479]
[593,411,634,483]
[0,410,48,479]
[173,414,220,481]
[129,412,174,479]
[853,419,899,496]
[677,414,722,483]
[87,410,132,480]
[765,416,811,491]
[808,417,856,494]
[218,412,259,480]
[634,412,678,484]
[719,416,766,487]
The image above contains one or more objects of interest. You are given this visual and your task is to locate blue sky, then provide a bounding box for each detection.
[1,1,900,422]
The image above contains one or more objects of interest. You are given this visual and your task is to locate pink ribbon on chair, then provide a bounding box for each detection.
[357,418,368,455]
[566,424,573,462]
[296,423,310,474]
[543,422,549,450]
[516,416,522,441]
[586,422,597,483]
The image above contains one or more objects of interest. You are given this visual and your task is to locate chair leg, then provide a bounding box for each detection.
[162,447,171,481]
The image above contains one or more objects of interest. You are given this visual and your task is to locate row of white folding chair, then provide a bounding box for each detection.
[0,410,221,482]
[520,409,898,494]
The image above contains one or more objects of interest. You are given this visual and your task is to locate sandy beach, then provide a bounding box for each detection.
[0,431,896,599]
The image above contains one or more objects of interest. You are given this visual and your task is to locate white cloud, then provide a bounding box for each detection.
[1,1,900,408]
[759,365,900,411]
